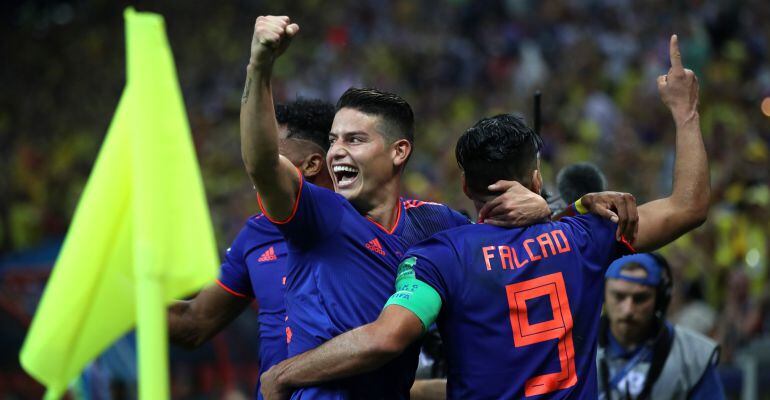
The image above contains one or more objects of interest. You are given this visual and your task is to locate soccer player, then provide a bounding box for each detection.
[244,15,643,399]
[239,15,572,399]
[258,34,709,399]
[168,99,335,399]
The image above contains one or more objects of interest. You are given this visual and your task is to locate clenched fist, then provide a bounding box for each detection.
[250,16,299,67]
[657,34,699,125]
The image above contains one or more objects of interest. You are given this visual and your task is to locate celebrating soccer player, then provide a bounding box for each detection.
[258,34,709,399]
[167,99,335,399]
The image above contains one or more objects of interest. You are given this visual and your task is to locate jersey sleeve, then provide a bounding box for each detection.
[558,214,633,270]
[383,257,443,331]
[446,206,472,227]
[217,223,255,298]
[258,173,345,248]
[383,235,459,330]
[405,235,460,302]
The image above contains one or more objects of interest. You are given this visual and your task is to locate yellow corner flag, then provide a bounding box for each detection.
[19,8,218,399]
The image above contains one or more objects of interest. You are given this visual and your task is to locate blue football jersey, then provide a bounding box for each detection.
[406,214,631,399]
[218,214,289,400]
[261,177,469,400]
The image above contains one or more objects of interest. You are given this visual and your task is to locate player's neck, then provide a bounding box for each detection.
[308,169,334,190]
[357,180,402,231]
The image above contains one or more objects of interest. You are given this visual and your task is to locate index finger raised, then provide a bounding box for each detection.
[669,34,684,72]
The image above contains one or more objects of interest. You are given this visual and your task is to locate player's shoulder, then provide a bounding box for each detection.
[303,180,357,213]
[402,199,446,211]
[402,198,470,223]
[413,222,495,249]
[304,180,347,202]
[555,213,614,233]
[244,213,284,237]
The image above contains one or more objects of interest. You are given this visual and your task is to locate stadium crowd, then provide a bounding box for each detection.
[3,0,770,398]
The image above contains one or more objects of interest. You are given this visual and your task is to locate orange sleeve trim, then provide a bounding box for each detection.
[216,279,251,298]
[256,166,304,225]
[619,236,636,253]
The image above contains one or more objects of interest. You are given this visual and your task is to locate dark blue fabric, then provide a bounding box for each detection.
[272,179,469,400]
[408,214,630,399]
[218,214,288,400]
[690,355,726,399]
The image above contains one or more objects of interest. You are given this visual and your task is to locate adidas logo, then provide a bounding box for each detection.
[257,246,278,262]
[365,238,386,256]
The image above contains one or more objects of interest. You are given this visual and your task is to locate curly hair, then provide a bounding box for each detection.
[275,98,335,152]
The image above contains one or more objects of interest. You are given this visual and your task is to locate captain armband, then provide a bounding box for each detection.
[384,257,442,331]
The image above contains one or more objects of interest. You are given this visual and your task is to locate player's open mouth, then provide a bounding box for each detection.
[333,164,359,188]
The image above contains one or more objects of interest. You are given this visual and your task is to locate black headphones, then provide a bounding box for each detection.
[647,253,673,319]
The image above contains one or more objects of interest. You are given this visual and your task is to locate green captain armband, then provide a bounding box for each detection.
[384,257,442,332]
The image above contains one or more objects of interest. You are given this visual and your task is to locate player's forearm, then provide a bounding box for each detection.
[168,287,249,348]
[669,111,709,224]
[167,300,208,348]
[268,324,401,390]
[240,62,280,186]
[634,114,709,252]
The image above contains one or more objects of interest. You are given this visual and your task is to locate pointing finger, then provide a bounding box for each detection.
[669,34,684,73]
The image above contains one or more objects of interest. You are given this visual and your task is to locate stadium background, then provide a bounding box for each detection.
[1,0,769,398]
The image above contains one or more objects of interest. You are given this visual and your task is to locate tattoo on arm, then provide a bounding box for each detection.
[241,76,252,104]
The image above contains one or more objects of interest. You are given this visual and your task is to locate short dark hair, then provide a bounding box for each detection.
[456,114,543,193]
[335,87,415,144]
[276,98,335,152]
[556,162,607,204]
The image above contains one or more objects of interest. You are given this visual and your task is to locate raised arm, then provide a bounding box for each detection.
[241,16,302,220]
[260,306,424,400]
[168,284,251,348]
[630,34,709,252]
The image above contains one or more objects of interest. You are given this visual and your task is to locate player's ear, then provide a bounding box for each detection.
[391,138,412,169]
[302,153,325,178]
[531,169,543,195]
[461,173,472,199]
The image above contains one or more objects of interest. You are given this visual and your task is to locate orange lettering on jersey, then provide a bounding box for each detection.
[523,239,541,261]
[552,229,571,253]
[482,246,496,270]
[512,245,529,268]
[498,246,513,270]
[537,233,557,259]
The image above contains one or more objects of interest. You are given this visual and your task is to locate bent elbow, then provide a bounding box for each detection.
[693,212,708,228]
[684,207,708,232]
[368,332,407,362]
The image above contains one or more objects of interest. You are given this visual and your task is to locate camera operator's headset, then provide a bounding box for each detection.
[599,253,673,400]
[649,253,673,319]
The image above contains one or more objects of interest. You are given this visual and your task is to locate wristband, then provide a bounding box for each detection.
[574,197,589,214]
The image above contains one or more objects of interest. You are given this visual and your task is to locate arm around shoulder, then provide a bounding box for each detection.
[260,305,424,399]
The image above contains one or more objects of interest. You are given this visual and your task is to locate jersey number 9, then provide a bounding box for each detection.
[506,272,578,397]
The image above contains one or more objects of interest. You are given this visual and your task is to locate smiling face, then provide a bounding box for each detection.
[327,107,409,208]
